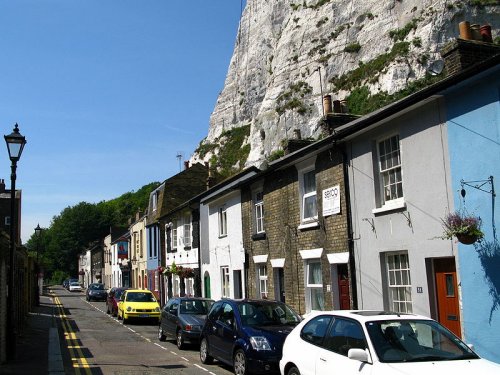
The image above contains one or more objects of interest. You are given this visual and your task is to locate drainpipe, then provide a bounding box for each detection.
[339,142,359,309]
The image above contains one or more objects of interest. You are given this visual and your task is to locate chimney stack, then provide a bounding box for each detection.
[184,161,189,170]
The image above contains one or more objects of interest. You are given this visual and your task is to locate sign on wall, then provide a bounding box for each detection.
[323,185,341,216]
[117,241,128,259]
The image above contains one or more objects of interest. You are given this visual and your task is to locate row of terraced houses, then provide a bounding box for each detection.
[78,39,500,362]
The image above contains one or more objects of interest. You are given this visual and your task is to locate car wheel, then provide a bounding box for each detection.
[200,337,213,364]
[176,329,185,349]
[234,349,247,375]
[123,314,128,324]
[158,325,166,341]
[287,366,301,375]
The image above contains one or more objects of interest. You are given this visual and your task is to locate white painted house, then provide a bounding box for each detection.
[199,168,259,300]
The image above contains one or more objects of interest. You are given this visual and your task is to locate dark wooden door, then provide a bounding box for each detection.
[434,258,461,337]
[338,264,351,310]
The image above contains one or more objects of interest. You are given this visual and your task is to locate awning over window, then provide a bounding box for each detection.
[327,252,349,264]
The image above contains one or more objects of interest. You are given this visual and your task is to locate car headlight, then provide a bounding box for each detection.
[127,306,132,312]
[249,336,272,351]
[154,307,160,312]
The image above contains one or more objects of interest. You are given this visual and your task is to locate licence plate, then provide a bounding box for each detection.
[140,314,149,318]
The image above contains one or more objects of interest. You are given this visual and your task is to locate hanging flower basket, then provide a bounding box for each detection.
[441,211,484,245]
[456,233,479,245]
[176,266,195,279]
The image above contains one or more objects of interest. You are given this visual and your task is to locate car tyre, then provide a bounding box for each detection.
[158,325,166,341]
[176,329,185,350]
[123,314,128,324]
[287,366,301,375]
[200,337,213,364]
[234,349,247,375]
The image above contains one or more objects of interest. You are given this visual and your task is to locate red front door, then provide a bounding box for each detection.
[434,258,461,337]
[338,264,351,310]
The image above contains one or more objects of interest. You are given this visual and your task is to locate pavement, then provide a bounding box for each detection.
[0,289,66,375]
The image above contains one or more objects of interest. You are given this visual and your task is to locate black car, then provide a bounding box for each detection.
[86,283,107,301]
[158,297,214,349]
[199,299,302,375]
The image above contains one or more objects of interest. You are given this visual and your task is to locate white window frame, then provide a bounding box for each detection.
[254,191,265,234]
[306,259,324,312]
[221,266,230,298]
[183,215,192,248]
[257,264,268,299]
[377,134,404,209]
[152,191,159,212]
[219,206,228,237]
[172,220,178,251]
[386,251,413,313]
[299,168,317,223]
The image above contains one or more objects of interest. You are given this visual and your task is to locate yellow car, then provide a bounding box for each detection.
[117,289,161,324]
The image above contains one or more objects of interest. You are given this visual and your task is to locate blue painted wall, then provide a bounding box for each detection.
[445,65,500,362]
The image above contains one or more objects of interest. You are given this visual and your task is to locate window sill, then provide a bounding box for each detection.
[252,232,266,241]
[219,234,228,239]
[372,200,406,215]
[298,221,320,231]
[183,246,191,250]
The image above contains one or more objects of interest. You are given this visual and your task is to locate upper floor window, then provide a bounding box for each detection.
[172,220,178,252]
[378,135,403,206]
[301,169,317,222]
[152,190,159,212]
[254,191,265,234]
[219,206,227,237]
[183,215,192,249]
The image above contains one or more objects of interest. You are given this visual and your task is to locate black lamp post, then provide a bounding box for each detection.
[4,123,27,360]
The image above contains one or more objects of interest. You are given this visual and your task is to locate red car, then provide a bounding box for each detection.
[106,287,128,316]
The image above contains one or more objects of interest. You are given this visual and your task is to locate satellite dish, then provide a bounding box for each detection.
[427,60,445,76]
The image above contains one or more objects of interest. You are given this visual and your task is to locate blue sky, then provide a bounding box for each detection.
[0,1,245,243]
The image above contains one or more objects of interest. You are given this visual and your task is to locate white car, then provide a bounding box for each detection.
[69,281,82,292]
[280,310,500,375]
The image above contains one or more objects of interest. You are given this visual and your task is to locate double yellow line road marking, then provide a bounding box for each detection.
[53,295,92,375]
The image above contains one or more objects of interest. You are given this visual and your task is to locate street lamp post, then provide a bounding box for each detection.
[4,123,27,360]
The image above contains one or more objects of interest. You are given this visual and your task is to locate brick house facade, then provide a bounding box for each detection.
[242,144,354,315]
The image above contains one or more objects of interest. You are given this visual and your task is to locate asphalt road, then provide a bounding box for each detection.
[53,286,234,375]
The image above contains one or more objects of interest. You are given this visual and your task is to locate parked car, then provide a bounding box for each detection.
[64,278,78,290]
[279,310,500,375]
[158,297,214,349]
[106,287,128,316]
[86,283,107,302]
[200,299,302,375]
[117,289,160,324]
[68,281,82,292]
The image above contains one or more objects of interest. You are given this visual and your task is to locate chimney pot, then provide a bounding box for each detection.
[184,161,189,170]
[323,95,332,114]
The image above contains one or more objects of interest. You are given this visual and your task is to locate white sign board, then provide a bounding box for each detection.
[323,185,340,216]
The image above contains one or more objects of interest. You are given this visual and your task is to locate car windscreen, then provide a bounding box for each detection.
[179,300,213,314]
[126,292,156,302]
[365,319,479,363]
[238,301,301,327]
[90,284,105,290]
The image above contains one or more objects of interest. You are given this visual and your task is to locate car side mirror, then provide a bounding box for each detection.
[170,308,178,316]
[348,348,371,363]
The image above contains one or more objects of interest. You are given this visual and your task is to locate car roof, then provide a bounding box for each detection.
[125,289,153,293]
[172,297,214,301]
[303,310,433,323]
